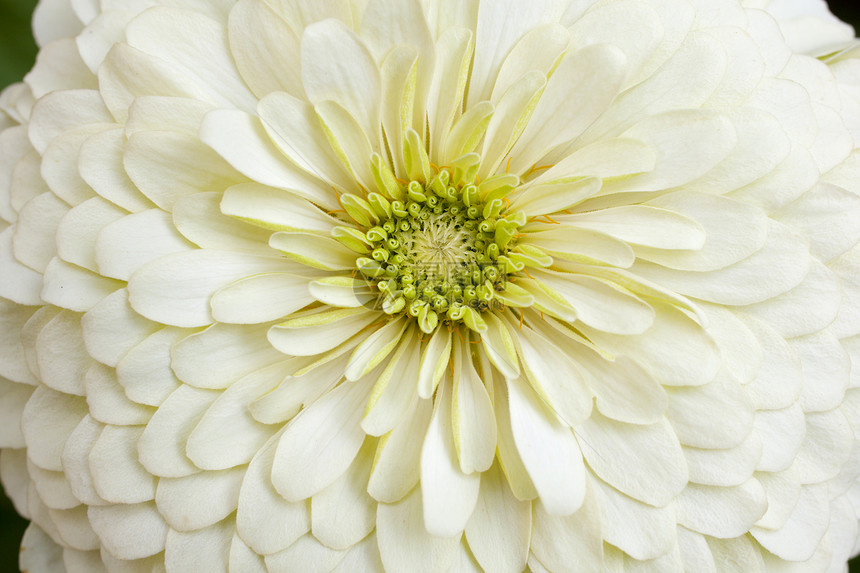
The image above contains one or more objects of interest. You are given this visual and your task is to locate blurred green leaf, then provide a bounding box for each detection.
[0,0,38,89]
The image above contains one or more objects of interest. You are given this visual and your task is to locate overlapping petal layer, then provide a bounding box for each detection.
[2,0,860,572]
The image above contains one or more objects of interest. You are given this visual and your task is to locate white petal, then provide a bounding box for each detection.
[332,533,385,573]
[61,415,106,507]
[186,362,287,469]
[676,480,767,538]
[582,30,725,142]
[665,372,755,449]
[308,276,376,309]
[751,483,830,562]
[377,486,460,573]
[40,125,104,206]
[270,0,352,30]
[41,258,121,313]
[344,317,407,381]
[508,44,628,173]
[84,363,153,426]
[32,0,83,47]
[257,91,353,189]
[14,191,69,273]
[576,351,667,425]
[172,191,273,253]
[362,0,435,138]
[427,29,473,161]
[212,273,316,324]
[480,312,519,379]
[507,375,585,516]
[741,316,803,410]
[491,373,538,502]
[21,386,87,472]
[171,322,286,390]
[563,205,706,250]
[156,467,244,531]
[19,524,63,573]
[684,430,762,488]
[467,0,566,107]
[268,308,377,357]
[199,110,339,210]
[635,222,810,306]
[314,100,376,190]
[753,405,806,473]
[115,327,183,407]
[220,183,340,236]
[27,460,78,511]
[593,477,675,561]
[27,89,110,154]
[367,398,432,503]
[464,462,530,573]
[0,228,43,306]
[138,384,218,478]
[124,129,244,211]
[568,0,662,87]
[311,439,376,550]
[301,18,381,144]
[87,503,168,560]
[791,408,853,484]
[533,271,654,335]
[272,376,373,501]
[478,71,547,178]
[636,191,768,272]
[0,379,33,448]
[249,354,348,425]
[420,378,480,537]
[128,250,288,328]
[676,527,717,573]
[236,433,309,555]
[452,338,497,474]
[228,0,304,100]
[89,425,155,504]
[523,227,634,268]
[164,520,233,573]
[125,7,256,112]
[793,331,851,412]
[97,44,209,123]
[577,411,687,507]
[417,326,452,399]
[80,288,159,368]
[742,259,841,339]
[694,107,790,193]
[531,486,603,571]
[509,177,602,218]
[229,533,266,573]
[264,534,346,572]
[699,304,762,385]
[0,300,37,385]
[583,302,719,387]
[515,326,592,427]
[490,23,567,104]
[34,309,90,396]
[362,333,420,437]
[95,209,193,281]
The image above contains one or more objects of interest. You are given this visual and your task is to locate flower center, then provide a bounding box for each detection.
[335,169,526,333]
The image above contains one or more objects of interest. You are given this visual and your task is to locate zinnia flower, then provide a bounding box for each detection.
[3,0,860,571]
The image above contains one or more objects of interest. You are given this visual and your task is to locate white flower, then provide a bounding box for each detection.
[2,0,860,571]
[744,0,856,56]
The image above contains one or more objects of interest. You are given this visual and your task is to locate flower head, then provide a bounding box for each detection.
[3,0,860,571]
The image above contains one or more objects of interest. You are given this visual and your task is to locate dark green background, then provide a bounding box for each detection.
[1,0,860,570]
